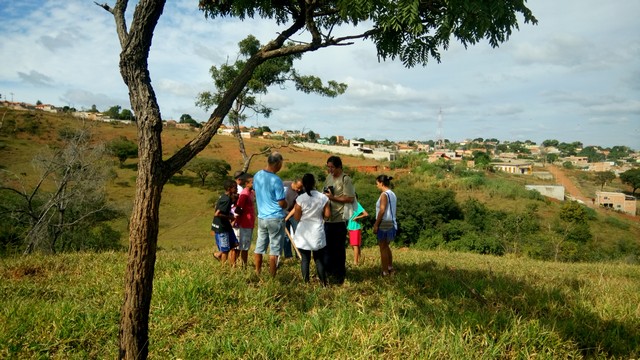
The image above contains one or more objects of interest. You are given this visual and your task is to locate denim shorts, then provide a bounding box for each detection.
[377,227,396,243]
[238,227,253,251]
[255,218,284,256]
[215,231,238,252]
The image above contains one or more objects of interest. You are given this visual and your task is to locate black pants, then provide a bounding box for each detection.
[324,221,347,284]
[299,247,328,285]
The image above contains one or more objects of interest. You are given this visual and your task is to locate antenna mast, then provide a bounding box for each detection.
[436,108,444,150]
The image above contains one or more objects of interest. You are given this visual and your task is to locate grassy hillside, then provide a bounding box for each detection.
[0,108,379,250]
[1,108,639,257]
[1,248,639,358]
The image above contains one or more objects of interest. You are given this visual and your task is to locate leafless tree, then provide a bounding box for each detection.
[1,128,113,254]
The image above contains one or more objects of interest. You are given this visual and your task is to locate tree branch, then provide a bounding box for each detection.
[95,1,130,48]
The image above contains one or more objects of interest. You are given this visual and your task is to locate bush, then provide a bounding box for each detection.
[19,114,42,135]
[565,222,592,244]
[446,232,504,255]
[60,224,124,252]
[461,198,490,232]
[440,220,473,243]
[394,186,463,246]
[279,162,326,183]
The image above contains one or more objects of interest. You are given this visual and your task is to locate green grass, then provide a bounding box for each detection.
[2,248,639,358]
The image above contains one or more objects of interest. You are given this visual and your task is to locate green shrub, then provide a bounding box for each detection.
[446,232,504,255]
[395,187,463,246]
[60,224,124,252]
[279,162,326,183]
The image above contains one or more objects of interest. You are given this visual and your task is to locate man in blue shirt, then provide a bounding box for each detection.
[253,152,287,276]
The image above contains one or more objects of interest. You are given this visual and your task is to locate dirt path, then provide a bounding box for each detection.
[547,165,640,221]
[547,165,592,204]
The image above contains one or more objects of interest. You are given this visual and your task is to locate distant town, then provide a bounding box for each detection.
[3,99,638,164]
[3,100,638,161]
[2,99,639,216]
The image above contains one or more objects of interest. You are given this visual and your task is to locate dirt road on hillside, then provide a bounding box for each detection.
[548,165,640,221]
[546,165,591,204]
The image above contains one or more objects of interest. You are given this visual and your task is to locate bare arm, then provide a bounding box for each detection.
[373,194,387,232]
[323,201,331,220]
[278,198,287,209]
[354,209,368,221]
[285,207,295,221]
[293,203,302,222]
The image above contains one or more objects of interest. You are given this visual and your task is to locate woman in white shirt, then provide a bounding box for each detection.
[373,174,397,276]
[293,173,331,285]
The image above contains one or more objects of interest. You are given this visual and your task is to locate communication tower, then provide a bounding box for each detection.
[435,108,445,150]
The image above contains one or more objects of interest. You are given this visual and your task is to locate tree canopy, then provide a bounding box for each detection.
[620,168,640,195]
[579,146,605,163]
[594,171,616,190]
[184,157,230,186]
[199,0,536,68]
[104,105,135,121]
[179,114,201,128]
[106,137,138,167]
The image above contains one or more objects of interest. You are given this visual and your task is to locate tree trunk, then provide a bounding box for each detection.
[118,147,163,360]
[116,2,167,356]
[232,119,250,171]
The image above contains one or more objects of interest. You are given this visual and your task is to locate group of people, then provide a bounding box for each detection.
[211,152,399,285]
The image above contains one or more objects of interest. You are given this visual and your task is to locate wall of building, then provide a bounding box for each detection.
[596,191,637,216]
[293,142,394,161]
[525,185,565,201]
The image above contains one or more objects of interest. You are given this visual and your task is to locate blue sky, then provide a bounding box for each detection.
[1,0,638,149]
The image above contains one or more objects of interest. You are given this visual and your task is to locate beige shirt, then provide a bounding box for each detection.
[324,173,355,223]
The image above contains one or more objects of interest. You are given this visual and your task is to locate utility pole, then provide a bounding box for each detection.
[10,92,14,102]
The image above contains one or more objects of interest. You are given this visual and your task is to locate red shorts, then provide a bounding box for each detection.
[349,229,362,246]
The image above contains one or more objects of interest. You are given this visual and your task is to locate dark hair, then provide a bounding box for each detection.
[327,155,342,169]
[223,179,236,191]
[376,174,393,187]
[302,173,315,196]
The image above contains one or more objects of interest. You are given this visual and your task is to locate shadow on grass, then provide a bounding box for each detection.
[121,163,138,171]
[167,174,197,186]
[345,260,639,358]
